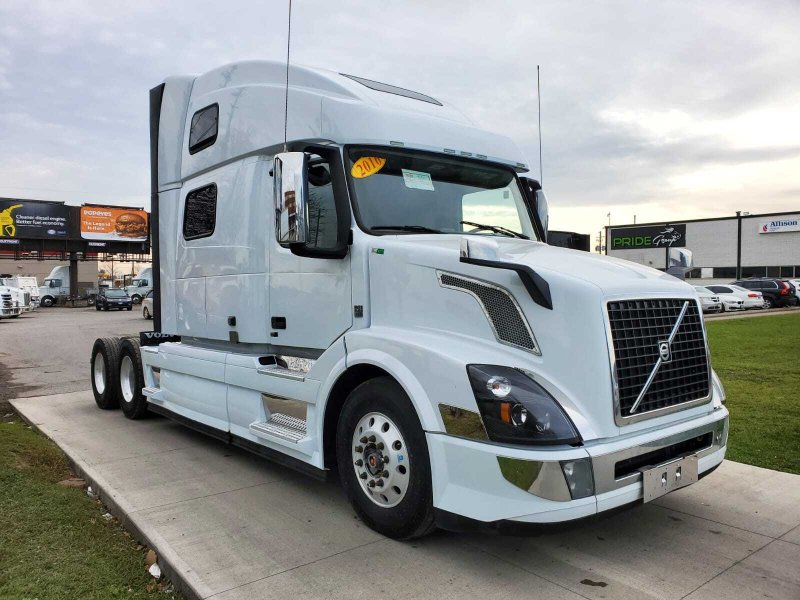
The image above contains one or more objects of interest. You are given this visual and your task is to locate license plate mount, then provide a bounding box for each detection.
[640,454,698,502]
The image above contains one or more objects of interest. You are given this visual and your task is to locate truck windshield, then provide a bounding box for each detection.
[105,289,127,297]
[346,147,536,240]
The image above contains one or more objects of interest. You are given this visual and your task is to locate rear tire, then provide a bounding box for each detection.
[336,376,436,540]
[118,338,149,419]
[764,297,774,309]
[143,306,151,319]
[91,338,122,410]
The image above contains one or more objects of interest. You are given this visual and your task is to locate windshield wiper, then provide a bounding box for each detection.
[371,225,444,234]
[460,221,529,239]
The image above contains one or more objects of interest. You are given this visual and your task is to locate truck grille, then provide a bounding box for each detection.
[608,298,710,419]
[1,293,11,308]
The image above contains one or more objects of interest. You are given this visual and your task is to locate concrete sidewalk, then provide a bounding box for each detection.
[12,391,800,600]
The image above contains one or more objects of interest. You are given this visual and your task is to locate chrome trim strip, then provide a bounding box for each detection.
[605,298,713,426]
[262,393,308,421]
[257,366,306,381]
[592,415,727,494]
[437,270,541,355]
[629,300,689,414]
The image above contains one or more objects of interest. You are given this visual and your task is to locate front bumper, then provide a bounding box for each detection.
[428,407,728,526]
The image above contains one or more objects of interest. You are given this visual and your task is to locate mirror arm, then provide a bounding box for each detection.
[460,255,553,310]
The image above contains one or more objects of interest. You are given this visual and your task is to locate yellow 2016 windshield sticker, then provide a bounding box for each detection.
[351,156,387,179]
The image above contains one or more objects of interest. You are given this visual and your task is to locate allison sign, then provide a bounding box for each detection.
[759,218,800,234]
[609,224,686,249]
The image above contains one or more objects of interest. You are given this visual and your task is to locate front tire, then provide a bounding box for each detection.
[118,338,149,419]
[41,296,54,308]
[336,376,435,539]
[90,338,122,410]
[131,294,142,305]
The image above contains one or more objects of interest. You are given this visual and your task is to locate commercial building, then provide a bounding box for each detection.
[606,210,800,281]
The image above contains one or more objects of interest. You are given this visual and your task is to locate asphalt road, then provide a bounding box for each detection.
[0,307,146,407]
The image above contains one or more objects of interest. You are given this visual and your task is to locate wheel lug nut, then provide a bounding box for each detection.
[376,442,384,450]
[360,472,367,479]
[355,459,363,467]
[375,479,384,487]
[368,480,376,487]
[368,435,376,442]
[383,456,390,464]
[381,470,389,478]
[355,445,363,453]
[360,436,368,444]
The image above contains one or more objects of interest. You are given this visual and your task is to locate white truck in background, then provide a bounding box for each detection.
[89,61,728,539]
[124,266,153,304]
[38,265,101,306]
[0,283,25,318]
[0,275,38,312]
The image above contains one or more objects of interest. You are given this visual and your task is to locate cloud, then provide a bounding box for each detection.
[0,0,797,235]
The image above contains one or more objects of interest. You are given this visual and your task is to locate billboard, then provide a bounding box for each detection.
[80,206,149,242]
[0,199,70,239]
[609,224,686,249]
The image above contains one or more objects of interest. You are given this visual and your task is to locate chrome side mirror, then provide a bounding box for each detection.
[274,152,308,245]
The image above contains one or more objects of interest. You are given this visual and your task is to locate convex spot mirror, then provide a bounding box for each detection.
[274,152,309,246]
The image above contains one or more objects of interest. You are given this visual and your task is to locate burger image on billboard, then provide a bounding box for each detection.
[115,212,148,238]
[80,206,148,241]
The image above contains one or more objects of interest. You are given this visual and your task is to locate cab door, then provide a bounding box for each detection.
[268,152,352,351]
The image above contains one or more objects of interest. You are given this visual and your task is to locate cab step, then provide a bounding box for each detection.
[250,413,307,443]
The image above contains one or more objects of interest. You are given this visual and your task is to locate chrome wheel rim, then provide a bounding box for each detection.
[352,412,410,508]
[120,355,136,403]
[93,353,106,394]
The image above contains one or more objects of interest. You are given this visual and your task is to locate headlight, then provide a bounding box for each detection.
[711,369,726,406]
[467,365,581,445]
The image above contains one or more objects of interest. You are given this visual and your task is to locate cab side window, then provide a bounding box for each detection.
[306,162,339,250]
[188,104,219,154]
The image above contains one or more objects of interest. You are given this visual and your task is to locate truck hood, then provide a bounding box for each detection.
[366,234,706,441]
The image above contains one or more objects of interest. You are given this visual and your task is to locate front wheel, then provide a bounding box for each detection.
[336,376,435,539]
[41,296,54,308]
[131,295,141,305]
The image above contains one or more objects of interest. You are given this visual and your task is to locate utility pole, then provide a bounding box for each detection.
[736,211,742,279]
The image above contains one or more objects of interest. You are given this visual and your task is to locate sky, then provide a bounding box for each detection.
[1,0,798,241]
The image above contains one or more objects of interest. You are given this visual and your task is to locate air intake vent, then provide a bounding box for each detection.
[438,272,540,354]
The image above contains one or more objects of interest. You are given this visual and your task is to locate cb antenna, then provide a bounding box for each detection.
[537,65,543,186]
[283,0,293,152]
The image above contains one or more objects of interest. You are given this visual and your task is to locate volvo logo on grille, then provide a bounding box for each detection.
[658,340,672,363]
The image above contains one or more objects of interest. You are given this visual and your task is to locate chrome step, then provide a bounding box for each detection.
[250,413,307,443]
[256,365,306,381]
[142,386,165,402]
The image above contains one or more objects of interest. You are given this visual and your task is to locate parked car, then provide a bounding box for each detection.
[95,288,132,311]
[701,285,743,311]
[705,284,765,310]
[733,278,796,308]
[142,290,154,320]
[784,279,800,305]
[693,286,722,313]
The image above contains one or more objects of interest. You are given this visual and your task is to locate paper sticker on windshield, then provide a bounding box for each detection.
[402,169,434,191]
[351,156,386,179]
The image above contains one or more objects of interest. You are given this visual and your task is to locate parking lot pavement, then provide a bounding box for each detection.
[0,307,144,403]
[12,391,800,600]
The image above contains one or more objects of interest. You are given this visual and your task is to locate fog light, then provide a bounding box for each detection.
[486,376,511,398]
[560,458,594,499]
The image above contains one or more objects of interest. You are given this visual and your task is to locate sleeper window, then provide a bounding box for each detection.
[183,184,217,240]
[188,104,219,154]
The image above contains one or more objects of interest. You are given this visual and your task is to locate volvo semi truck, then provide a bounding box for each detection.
[0,275,38,312]
[124,266,153,304]
[90,61,728,539]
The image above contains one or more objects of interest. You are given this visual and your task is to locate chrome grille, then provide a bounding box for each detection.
[1,293,11,308]
[608,298,709,419]
[438,272,539,354]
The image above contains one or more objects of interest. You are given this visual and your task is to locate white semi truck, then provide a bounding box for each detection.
[0,275,38,312]
[124,266,153,304]
[90,61,728,538]
[39,265,101,306]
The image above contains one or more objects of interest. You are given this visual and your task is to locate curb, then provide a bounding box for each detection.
[10,399,211,600]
